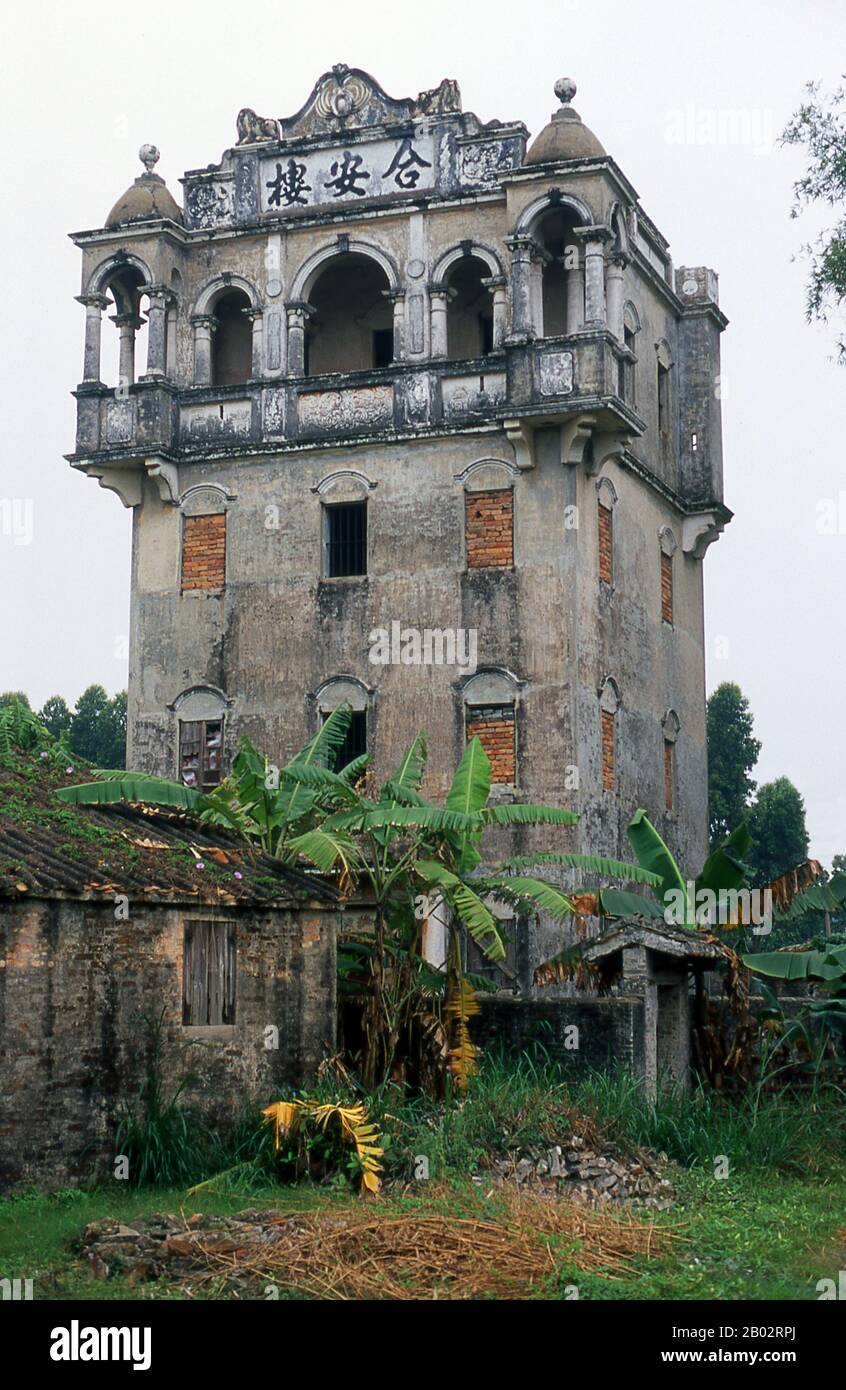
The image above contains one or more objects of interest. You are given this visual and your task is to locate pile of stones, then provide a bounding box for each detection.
[80,1209,297,1286]
[478,1135,675,1209]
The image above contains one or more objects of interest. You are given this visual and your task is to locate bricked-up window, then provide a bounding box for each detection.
[465,489,513,569]
[661,551,674,624]
[183,920,236,1025]
[180,719,224,790]
[601,709,615,791]
[181,513,226,592]
[598,503,613,585]
[664,739,675,811]
[325,501,367,577]
[466,704,516,784]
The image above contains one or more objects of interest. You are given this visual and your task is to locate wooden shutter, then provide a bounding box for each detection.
[598,504,613,585]
[183,921,236,1025]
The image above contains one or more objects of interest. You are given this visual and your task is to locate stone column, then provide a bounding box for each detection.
[141,288,170,379]
[76,293,109,383]
[576,227,611,328]
[112,313,141,389]
[165,302,178,378]
[565,261,584,334]
[482,276,507,349]
[505,236,537,340]
[245,307,264,379]
[384,290,405,362]
[606,254,628,341]
[191,314,215,386]
[428,288,449,359]
[285,302,312,376]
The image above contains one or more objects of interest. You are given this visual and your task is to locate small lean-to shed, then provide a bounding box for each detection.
[582,919,724,1098]
[0,756,340,1190]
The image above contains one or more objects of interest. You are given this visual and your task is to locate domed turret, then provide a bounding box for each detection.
[525,78,606,164]
[105,145,183,228]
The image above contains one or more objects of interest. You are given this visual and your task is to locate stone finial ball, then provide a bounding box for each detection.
[554,77,577,106]
[139,143,160,172]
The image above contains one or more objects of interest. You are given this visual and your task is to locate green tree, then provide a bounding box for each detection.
[39,695,73,742]
[832,854,846,877]
[0,691,30,708]
[747,777,810,887]
[706,683,761,847]
[69,685,126,767]
[782,82,846,358]
[99,690,127,769]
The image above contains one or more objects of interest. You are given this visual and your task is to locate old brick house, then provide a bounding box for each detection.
[0,759,339,1188]
[67,66,730,978]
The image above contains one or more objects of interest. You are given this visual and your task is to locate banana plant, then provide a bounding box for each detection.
[55,704,362,861]
[617,810,753,929]
[290,734,660,1088]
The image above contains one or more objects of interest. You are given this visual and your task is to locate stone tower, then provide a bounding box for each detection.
[68,67,730,972]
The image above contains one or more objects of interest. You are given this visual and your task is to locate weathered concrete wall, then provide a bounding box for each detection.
[0,898,337,1189]
[127,418,707,882]
[474,995,644,1075]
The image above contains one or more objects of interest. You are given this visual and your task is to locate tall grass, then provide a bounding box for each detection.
[110,1030,846,1190]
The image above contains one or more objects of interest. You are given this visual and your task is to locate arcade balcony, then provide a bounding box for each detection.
[69,329,644,489]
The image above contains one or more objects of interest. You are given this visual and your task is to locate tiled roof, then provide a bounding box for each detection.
[0,758,335,907]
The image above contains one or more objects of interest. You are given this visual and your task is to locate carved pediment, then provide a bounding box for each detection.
[276,65,461,141]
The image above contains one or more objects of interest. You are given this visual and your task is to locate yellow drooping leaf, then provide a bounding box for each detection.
[261,1097,383,1194]
[262,1100,302,1151]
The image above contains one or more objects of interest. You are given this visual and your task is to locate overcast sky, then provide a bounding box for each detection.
[1,0,844,863]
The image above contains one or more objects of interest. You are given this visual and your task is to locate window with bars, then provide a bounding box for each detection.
[325,501,367,577]
[179,719,224,791]
[325,708,367,773]
[661,550,674,624]
[183,920,236,1025]
[598,502,613,586]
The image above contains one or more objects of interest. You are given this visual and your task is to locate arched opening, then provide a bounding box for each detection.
[101,264,147,388]
[446,256,494,361]
[211,289,252,386]
[305,254,393,375]
[534,206,583,337]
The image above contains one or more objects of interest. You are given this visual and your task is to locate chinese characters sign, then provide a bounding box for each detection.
[259,132,436,212]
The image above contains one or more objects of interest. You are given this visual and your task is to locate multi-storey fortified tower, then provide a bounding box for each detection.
[69,67,730,971]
